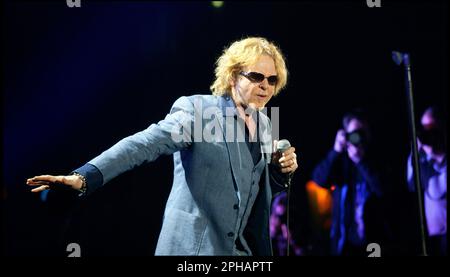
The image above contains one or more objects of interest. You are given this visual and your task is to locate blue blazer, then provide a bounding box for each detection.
[79,95,287,255]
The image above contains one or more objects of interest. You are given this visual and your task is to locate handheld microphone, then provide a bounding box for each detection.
[277,139,291,152]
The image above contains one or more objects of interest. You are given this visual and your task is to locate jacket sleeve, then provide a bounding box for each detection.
[73,96,195,195]
[312,149,342,189]
[269,163,290,189]
[355,159,383,197]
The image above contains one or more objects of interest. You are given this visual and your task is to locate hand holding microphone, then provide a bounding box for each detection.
[273,139,298,175]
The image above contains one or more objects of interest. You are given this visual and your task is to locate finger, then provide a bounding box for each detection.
[29,175,67,184]
[281,147,295,160]
[281,164,290,173]
[279,152,297,163]
[28,175,56,183]
[31,185,50,193]
[281,163,298,173]
[281,147,295,156]
[26,180,51,186]
[279,153,296,163]
[280,159,295,168]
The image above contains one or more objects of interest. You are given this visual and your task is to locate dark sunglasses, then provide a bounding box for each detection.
[239,71,278,86]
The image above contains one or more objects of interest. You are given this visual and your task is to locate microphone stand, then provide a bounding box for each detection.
[392,51,428,256]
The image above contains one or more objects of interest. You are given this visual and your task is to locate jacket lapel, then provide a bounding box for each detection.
[216,96,245,199]
[257,111,273,163]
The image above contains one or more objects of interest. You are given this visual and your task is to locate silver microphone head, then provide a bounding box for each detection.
[277,139,291,153]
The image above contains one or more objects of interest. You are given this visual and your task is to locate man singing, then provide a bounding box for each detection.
[27,37,298,256]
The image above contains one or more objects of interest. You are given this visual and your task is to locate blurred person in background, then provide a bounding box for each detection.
[407,105,447,256]
[312,110,384,256]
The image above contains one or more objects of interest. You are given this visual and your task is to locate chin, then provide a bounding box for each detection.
[249,103,265,111]
[257,103,268,110]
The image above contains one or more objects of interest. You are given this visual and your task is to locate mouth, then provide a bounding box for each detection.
[256,94,268,100]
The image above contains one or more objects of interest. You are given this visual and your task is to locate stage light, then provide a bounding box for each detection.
[211,1,224,8]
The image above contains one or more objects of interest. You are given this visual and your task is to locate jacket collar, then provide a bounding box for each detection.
[218,95,238,117]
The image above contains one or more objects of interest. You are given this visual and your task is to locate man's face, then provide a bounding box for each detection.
[345,118,366,159]
[231,55,277,110]
[420,110,442,155]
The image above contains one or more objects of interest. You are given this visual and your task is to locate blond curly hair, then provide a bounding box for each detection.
[210,37,288,96]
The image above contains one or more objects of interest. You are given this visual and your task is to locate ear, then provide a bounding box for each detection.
[230,78,235,87]
[229,74,237,87]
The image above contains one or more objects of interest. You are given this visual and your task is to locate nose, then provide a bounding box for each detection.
[259,78,268,90]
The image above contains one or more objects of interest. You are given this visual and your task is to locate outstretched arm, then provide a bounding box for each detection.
[27,96,195,194]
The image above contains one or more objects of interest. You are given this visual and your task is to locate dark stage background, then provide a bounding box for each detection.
[2,0,448,256]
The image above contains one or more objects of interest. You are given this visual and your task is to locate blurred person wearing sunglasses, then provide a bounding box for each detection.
[407,106,447,256]
[26,37,298,256]
[311,110,384,256]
